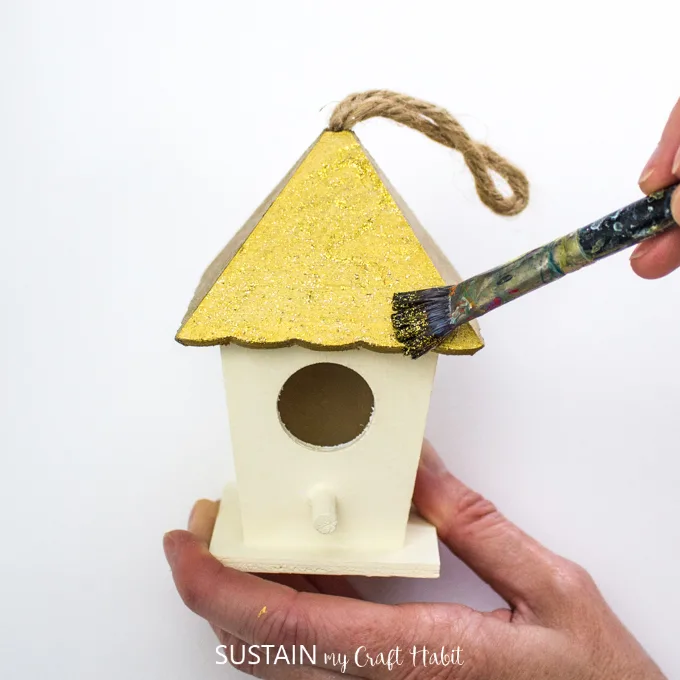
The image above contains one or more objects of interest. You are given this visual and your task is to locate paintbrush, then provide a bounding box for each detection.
[392,184,678,358]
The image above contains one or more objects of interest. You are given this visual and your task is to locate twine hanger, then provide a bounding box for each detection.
[328,90,529,217]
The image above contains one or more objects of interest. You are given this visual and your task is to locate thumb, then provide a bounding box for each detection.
[413,441,589,620]
[631,97,680,279]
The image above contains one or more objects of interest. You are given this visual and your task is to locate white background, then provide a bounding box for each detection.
[1,1,679,678]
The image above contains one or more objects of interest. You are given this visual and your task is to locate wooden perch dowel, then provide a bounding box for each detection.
[309,487,338,535]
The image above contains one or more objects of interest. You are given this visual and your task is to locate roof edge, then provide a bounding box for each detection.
[175,334,484,356]
[177,132,326,331]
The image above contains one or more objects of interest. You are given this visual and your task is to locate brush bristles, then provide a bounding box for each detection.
[391,285,454,358]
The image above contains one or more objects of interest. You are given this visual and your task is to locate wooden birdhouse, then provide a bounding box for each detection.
[176,130,483,577]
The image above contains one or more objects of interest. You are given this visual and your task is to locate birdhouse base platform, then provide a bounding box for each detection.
[210,484,440,578]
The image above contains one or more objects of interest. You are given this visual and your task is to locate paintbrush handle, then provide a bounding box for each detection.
[451,185,678,326]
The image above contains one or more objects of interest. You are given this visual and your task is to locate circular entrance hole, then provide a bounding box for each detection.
[277,363,374,449]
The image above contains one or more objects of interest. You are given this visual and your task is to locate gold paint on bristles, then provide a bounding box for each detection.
[176,131,482,355]
[391,303,436,357]
[391,285,456,357]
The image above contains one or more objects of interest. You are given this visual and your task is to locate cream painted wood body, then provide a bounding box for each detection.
[220,344,438,553]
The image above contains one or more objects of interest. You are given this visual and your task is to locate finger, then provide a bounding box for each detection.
[255,572,362,600]
[257,573,321,594]
[188,506,363,662]
[630,219,680,279]
[413,441,581,619]
[188,499,220,544]
[639,98,680,193]
[305,576,364,600]
[481,608,513,623]
[163,530,412,676]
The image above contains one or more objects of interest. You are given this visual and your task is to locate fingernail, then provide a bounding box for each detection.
[639,167,655,185]
[672,146,680,176]
[672,188,680,221]
[639,145,660,185]
[188,503,197,531]
[630,239,655,261]
[163,532,177,564]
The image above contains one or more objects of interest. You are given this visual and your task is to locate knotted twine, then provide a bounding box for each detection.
[328,90,529,217]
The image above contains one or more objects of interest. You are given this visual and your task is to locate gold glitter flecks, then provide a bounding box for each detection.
[176,131,483,355]
[257,606,267,618]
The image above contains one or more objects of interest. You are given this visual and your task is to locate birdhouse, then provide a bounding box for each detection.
[176,131,483,577]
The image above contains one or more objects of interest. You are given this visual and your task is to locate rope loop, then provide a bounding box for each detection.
[328,90,529,217]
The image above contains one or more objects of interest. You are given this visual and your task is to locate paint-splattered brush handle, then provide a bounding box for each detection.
[449,185,678,329]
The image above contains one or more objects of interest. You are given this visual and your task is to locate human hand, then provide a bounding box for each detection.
[163,441,666,679]
[631,98,680,278]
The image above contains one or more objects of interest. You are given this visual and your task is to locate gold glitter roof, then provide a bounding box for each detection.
[176,131,483,355]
